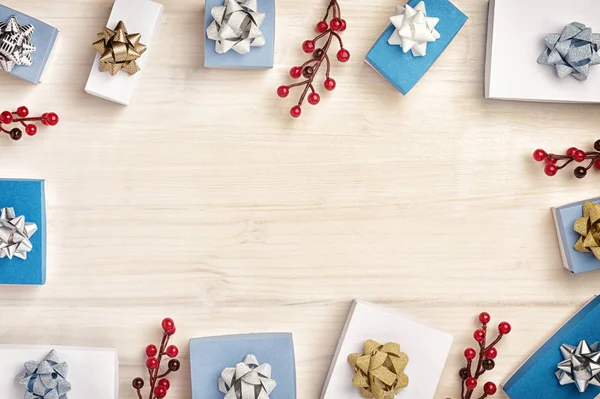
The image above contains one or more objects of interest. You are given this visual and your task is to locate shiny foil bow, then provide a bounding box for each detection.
[573,201,600,259]
[388,1,440,57]
[206,0,266,54]
[0,207,37,260]
[348,340,409,399]
[92,21,147,76]
[0,15,36,72]
[218,354,276,399]
[16,349,72,399]
[556,340,600,393]
[538,22,600,81]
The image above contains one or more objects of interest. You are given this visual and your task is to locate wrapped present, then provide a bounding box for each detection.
[204,0,276,69]
[0,179,46,285]
[320,300,453,399]
[552,197,600,274]
[0,5,58,84]
[502,295,600,398]
[189,333,296,399]
[365,0,467,95]
[84,0,163,105]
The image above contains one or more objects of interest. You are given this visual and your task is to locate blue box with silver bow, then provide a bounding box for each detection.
[189,333,296,399]
[204,0,275,69]
[365,0,467,94]
[0,179,46,285]
[502,295,600,398]
[0,5,59,84]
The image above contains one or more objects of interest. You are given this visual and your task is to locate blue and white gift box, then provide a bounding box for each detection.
[365,0,467,94]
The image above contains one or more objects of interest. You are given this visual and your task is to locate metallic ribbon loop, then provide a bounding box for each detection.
[0,15,36,72]
[573,201,600,259]
[218,354,276,399]
[16,349,72,399]
[0,207,37,260]
[538,22,600,81]
[348,339,409,399]
[388,1,440,57]
[92,21,147,76]
[206,0,266,55]
[556,340,600,393]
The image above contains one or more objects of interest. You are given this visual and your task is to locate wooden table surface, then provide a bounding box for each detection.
[1,0,600,398]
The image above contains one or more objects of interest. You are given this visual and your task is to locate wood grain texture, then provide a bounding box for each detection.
[1,0,600,398]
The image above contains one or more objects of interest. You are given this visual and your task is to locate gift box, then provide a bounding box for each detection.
[204,0,276,69]
[365,0,467,95]
[0,345,118,399]
[552,197,600,274]
[0,5,58,84]
[84,0,163,105]
[320,300,453,399]
[485,0,600,102]
[189,333,296,399]
[0,179,46,285]
[502,295,600,398]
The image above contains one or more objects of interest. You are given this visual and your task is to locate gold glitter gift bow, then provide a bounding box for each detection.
[348,340,409,399]
[574,201,600,259]
[92,21,147,76]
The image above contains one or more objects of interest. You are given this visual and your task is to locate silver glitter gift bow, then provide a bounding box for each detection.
[0,207,37,260]
[218,354,276,399]
[556,340,600,393]
[0,15,36,73]
[206,0,266,54]
[16,349,72,399]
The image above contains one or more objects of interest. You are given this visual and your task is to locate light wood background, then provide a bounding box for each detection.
[1,0,600,398]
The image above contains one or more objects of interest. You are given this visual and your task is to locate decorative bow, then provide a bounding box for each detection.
[556,340,600,393]
[218,354,276,399]
[388,1,440,57]
[538,22,600,81]
[573,201,600,259]
[0,207,37,260]
[348,340,409,399]
[206,0,266,55]
[0,15,36,72]
[92,21,147,76]
[16,349,71,399]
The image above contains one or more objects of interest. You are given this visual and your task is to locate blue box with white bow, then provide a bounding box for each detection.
[365,0,467,94]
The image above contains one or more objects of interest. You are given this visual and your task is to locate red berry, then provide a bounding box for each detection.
[465,377,477,390]
[331,18,342,31]
[545,157,558,165]
[16,106,29,118]
[158,379,170,390]
[485,347,498,359]
[316,21,328,33]
[44,112,59,126]
[594,159,600,170]
[166,345,179,358]
[40,113,49,126]
[146,357,159,370]
[302,40,315,53]
[498,321,511,335]
[162,317,175,333]
[25,124,37,136]
[544,164,558,176]
[308,92,320,105]
[479,312,491,325]
[464,348,477,360]
[340,19,347,31]
[337,48,350,62]
[324,78,336,91]
[146,344,158,357]
[574,150,586,162]
[474,329,486,342]
[567,147,578,157]
[277,85,290,98]
[532,149,547,162]
[290,66,302,79]
[0,111,13,124]
[290,105,302,118]
[484,382,497,395]
[154,386,167,399]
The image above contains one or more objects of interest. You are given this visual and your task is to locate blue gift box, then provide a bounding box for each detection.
[0,5,58,84]
[0,179,46,285]
[552,198,600,274]
[189,333,296,399]
[204,0,275,69]
[502,295,600,399]
[365,0,467,94]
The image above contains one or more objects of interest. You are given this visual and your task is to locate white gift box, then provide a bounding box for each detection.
[0,345,118,399]
[320,300,453,399]
[84,0,163,105]
[485,0,600,103]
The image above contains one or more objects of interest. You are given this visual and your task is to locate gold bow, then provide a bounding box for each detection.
[92,21,146,76]
[348,340,409,399]
[574,201,600,259]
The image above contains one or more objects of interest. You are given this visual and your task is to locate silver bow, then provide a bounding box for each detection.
[0,15,36,72]
[556,340,600,393]
[0,207,37,260]
[538,22,600,81]
[16,349,72,399]
[218,354,276,399]
[206,0,266,54]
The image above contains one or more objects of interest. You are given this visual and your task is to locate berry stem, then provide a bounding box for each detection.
[147,332,169,399]
[297,33,334,106]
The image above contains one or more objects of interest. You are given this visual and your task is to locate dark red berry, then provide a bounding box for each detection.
[483,359,495,370]
[479,312,491,325]
[277,85,290,98]
[459,367,469,380]
[574,167,587,179]
[484,382,497,395]
[594,159,600,170]
[473,329,486,342]
[532,149,547,162]
[132,377,144,390]
[302,66,314,78]
[290,105,302,118]
[316,21,328,33]
[9,128,22,140]
[168,359,181,371]
[16,106,29,118]
[498,321,511,335]
[158,379,170,390]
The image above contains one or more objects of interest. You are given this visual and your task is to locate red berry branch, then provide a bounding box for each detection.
[276,0,350,118]
[533,140,600,178]
[0,106,59,141]
[132,318,181,399]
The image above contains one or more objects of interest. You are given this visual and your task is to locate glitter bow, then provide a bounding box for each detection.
[218,354,276,399]
[348,340,409,399]
[16,349,72,399]
[556,340,600,393]
[537,22,600,81]
[573,201,600,260]
[206,0,266,55]
[0,15,36,72]
[92,21,147,76]
[0,207,37,260]
[388,1,440,57]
